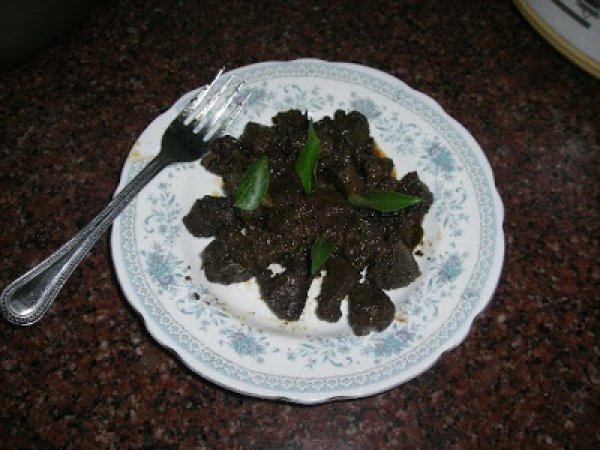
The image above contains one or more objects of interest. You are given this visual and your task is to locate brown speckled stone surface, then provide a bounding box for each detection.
[1,1,598,448]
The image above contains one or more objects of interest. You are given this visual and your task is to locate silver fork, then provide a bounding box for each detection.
[0,70,249,326]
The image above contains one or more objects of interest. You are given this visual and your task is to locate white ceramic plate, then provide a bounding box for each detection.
[110,59,504,404]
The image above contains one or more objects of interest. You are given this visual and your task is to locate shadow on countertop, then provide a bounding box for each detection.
[0,0,99,71]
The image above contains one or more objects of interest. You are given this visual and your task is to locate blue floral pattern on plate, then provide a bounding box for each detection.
[111,60,504,404]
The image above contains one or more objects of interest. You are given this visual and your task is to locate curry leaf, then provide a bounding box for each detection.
[310,236,335,275]
[348,191,422,213]
[234,157,270,210]
[295,120,320,194]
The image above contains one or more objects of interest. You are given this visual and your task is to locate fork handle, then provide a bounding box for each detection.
[0,153,171,326]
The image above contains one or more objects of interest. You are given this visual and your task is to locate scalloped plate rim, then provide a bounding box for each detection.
[110,59,505,404]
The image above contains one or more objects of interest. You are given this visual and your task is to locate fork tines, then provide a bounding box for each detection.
[181,69,251,141]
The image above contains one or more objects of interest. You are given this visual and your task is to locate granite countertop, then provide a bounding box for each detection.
[1,1,598,448]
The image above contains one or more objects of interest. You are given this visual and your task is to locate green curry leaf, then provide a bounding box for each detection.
[234,157,270,210]
[295,120,320,194]
[310,236,335,275]
[348,191,422,213]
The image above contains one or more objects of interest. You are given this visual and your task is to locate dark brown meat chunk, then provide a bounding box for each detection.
[201,232,255,283]
[183,196,236,237]
[316,256,358,322]
[256,256,310,321]
[348,281,395,336]
[272,109,309,149]
[239,122,279,156]
[186,109,432,335]
[316,116,364,195]
[397,171,433,209]
[332,110,373,167]
[368,238,421,289]
[376,171,433,249]
[245,226,294,271]
[363,154,396,191]
[201,136,247,178]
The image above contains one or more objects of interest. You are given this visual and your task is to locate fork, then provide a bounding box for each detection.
[0,70,249,326]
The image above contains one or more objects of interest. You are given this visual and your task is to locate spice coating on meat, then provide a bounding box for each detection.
[256,255,311,322]
[316,256,358,323]
[182,196,236,237]
[348,281,396,336]
[183,110,432,335]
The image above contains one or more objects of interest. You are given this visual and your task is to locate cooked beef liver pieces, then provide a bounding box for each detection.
[348,281,395,336]
[202,231,255,283]
[368,238,421,289]
[316,256,359,323]
[183,196,236,237]
[186,109,432,334]
[256,257,311,322]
